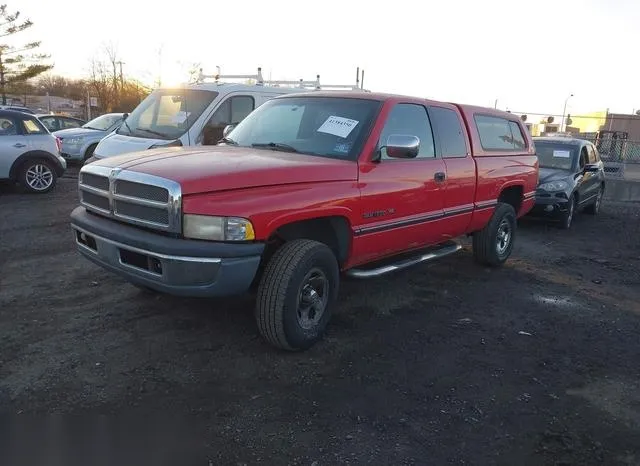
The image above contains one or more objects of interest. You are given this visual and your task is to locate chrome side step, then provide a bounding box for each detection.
[345,242,462,279]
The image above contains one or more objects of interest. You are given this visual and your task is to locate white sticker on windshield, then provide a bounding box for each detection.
[172,111,190,124]
[317,116,359,138]
[553,150,571,158]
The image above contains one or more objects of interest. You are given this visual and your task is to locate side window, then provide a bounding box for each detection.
[62,118,82,129]
[475,114,525,151]
[40,117,58,131]
[429,106,467,157]
[379,103,435,159]
[508,121,526,150]
[586,144,597,163]
[0,117,17,136]
[22,118,46,135]
[230,96,255,124]
[203,96,255,145]
[579,147,588,169]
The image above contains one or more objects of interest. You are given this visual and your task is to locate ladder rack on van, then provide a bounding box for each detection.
[195,66,368,92]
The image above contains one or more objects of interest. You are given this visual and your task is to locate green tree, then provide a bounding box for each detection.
[0,4,53,104]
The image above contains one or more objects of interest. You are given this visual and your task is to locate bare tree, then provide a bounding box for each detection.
[0,4,52,104]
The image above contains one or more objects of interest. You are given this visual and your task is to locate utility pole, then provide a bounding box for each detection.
[157,44,164,88]
[116,61,125,89]
[0,51,5,105]
[561,93,573,132]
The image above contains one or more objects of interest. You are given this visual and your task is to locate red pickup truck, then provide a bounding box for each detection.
[71,91,538,351]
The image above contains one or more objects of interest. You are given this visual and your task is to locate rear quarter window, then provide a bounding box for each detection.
[429,106,467,158]
[474,114,528,151]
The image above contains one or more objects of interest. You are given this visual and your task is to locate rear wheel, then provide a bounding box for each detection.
[472,202,517,267]
[255,239,339,351]
[19,158,57,194]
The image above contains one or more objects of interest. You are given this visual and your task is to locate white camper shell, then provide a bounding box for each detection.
[91,67,368,161]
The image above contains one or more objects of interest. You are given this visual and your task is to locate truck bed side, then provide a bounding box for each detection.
[454,104,538,232]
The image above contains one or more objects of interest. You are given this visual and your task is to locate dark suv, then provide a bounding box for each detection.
[530,136,605,229]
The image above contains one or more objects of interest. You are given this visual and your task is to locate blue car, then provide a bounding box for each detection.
[54,112,127,163]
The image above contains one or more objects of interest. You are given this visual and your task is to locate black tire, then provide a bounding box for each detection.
[256,239,339,351]
[559,194,577,229]
[18,158,58,194]
[472,202,517,267]
[84,143,98,161]
[584,186,603,215]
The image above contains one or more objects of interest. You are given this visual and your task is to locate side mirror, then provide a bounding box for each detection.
[384,134,420,159]
[223,123,236,138]
[584,164,599,173]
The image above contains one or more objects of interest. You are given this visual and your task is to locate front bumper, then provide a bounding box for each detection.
[70,207,265,297]
[55,155,67,172]
[528,193,570,218]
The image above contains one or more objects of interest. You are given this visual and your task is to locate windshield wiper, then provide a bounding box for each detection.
[84,126,100,130]
[251,142,299,153]
[219,136,238,145]
[136,127,169,138]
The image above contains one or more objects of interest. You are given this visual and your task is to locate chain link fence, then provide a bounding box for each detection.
[573,133,640,180]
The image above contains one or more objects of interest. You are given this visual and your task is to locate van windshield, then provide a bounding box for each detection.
[117,89,218,140]
[224,96,381,160]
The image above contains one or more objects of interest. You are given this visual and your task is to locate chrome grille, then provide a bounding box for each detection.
[78,164,182,233]
[114,201,170,224]
[114,180,169,202]
[80,191,110,212]
[81,172,109,191]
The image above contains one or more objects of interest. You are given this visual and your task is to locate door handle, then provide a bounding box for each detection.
[13,143,26,148]
[434,172,446,183]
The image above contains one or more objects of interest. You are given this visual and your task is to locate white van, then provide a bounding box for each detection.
[90,67,367,162]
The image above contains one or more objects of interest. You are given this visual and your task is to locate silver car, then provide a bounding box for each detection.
[0,109,67,193]
[54,112,126,163]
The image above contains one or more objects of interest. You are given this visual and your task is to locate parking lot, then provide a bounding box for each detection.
[1,167,640,465]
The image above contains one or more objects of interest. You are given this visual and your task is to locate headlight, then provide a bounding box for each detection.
[539,180,568,192]
[66,137,85,145]
[183,214,255,241]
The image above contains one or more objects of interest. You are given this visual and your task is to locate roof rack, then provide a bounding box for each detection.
[195,66,368,91]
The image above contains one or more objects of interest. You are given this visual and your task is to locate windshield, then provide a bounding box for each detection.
[225,96,381,160]
[83,114,123,131]
[117,88,218,140]
[535,142,577,170]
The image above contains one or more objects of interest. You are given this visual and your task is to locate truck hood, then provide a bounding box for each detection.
[89,146,358,195]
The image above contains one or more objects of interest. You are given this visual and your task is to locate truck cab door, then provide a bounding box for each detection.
[354,102,447,264]
[428,105,476,239]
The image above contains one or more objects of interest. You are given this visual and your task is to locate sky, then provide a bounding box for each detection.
[16,0,640,119]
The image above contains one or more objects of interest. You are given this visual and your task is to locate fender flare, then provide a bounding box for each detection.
[9,150,65,180]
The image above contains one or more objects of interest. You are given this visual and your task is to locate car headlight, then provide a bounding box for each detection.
[65,137,85,145]
[539,180,568,192]
[183,214,255,241]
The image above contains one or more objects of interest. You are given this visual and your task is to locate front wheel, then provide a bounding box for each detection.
[19,158,58,194]
[255,239,339,351]
[584,187,603,215]
[559,194,577,229]
[84,143,98,161]
[472,202,517,267]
